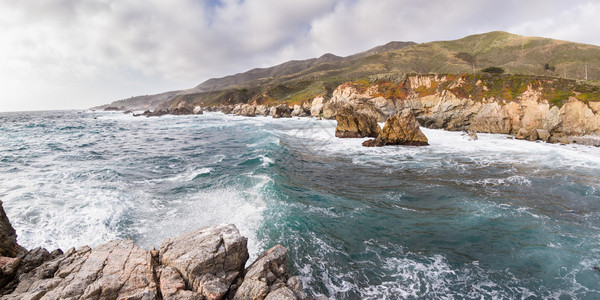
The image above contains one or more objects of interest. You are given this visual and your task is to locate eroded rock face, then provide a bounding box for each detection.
[159,224,249,300]
[238,104,257,117]
[0,201,24,258]
[5,240,157,300]
[272,104,292,118]
[335,109,381,138]
[363,109,429,147]
[233,245,308,300]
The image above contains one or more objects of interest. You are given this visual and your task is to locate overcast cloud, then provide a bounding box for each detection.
[1,0,599,111]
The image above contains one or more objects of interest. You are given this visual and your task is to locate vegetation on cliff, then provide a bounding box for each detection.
[103,31,600,111]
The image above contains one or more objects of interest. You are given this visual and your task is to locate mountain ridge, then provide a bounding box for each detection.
[98,31,600,110]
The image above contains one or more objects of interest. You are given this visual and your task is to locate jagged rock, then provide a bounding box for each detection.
[255,105,269,116]
[238,104,257,117]
[0,200,25,258]
[233,245,299,300]
[5,240,157,300]
[536,129,550,142]
[0,198,312,300]
[193,106,204,115]
[291,105,308,117]
[364,109,429,147]
[335,109,381,138]
[272,104,292,118]
[516,127,538,141]
[160,224,249,300]
[310,96,325,117]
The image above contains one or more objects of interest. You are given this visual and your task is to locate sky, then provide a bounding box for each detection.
[1,0,600,112]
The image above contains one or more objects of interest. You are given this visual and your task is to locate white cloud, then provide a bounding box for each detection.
[0,0,599,111]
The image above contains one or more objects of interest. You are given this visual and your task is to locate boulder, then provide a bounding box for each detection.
[335,109,381,138]
[363,109,429,147]
[310,96,325,117]
[234,245,294,300]
[160,224,249,300]
[516,127,538,141]
[536,129,551,142]
[255,105,269,116]
[238,104,256,117]
[193,106,203,115]
[291,105,308,117]
[272,104,291,118]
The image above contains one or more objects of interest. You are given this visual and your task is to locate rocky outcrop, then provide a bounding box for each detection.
[0,201,25,258]
[270,104,292,118]
[335,109,381,138]
[0,200,317,300]
[233,245,308,300]
[310,96,325,117]
[324,75,600,145]
[134,103,202,117]
[363,109,429,147]
[291,105,309,117]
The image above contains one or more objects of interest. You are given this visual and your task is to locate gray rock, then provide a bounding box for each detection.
[160,224,248,300]
[272,104,292,118]
[233,245,288,300]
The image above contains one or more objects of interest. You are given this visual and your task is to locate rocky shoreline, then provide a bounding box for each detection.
[0,200,322,300]
[117,74,600,147]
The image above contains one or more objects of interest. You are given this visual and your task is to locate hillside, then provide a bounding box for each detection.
[101,31,600,110]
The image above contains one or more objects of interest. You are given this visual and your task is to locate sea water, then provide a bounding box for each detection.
[0,110,599,299]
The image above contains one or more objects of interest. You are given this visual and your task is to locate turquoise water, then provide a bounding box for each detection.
[1,110,599,299]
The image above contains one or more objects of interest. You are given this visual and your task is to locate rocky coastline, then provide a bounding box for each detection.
[0,200,322,300]
[124,74,600,147]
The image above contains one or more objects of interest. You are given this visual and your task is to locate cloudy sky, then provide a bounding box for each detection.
[1,0,599,112]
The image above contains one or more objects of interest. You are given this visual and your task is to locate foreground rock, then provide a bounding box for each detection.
[0,201,317,300]
[335,109,381,138]
[363,109,429,147]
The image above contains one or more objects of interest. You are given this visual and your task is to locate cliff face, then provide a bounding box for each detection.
[316,74,600,144]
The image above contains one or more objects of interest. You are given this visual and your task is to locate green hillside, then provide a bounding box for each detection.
[105,31,600,109]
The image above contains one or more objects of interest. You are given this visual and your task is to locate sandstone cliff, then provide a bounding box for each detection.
[0,201,320,300]
[316,74,600,145]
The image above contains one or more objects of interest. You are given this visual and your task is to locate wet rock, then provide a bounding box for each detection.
[364,109,429,147]
[536,129,550,142]
[193,106,203,115]
[272,104,292,118]
[255,105,269,116]
[516,127,538,141]
[291,105,308,117]
[234,245,291,300]
[238,104,257,117]
[160,224,249,300]
[335,109,381,138]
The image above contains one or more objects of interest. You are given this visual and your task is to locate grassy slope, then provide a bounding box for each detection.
[157,31,600,108]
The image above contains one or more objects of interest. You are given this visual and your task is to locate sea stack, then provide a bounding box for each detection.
[363,109,429,147]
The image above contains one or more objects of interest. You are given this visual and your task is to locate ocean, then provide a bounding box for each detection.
[0,110,599,299]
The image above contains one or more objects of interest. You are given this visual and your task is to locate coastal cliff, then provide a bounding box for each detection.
[211,73,600,146]
[0,200,319,300]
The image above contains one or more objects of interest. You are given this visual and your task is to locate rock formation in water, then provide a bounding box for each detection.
[362,109,429,147]
[335,109,381,138]
[316,74,600,146]
[134,103,203,117]
[0,201,319,300]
